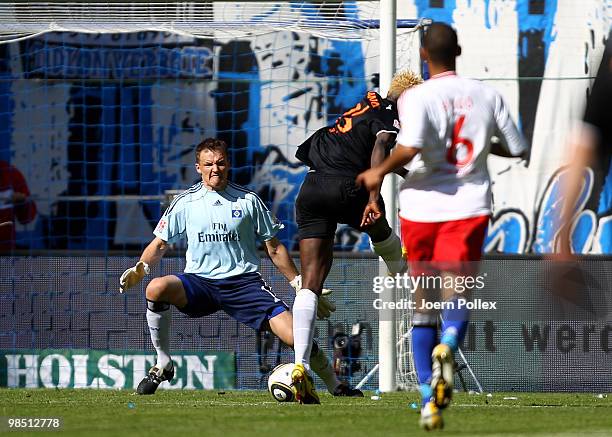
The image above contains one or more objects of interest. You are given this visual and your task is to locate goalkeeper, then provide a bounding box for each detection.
[120,138,361,400]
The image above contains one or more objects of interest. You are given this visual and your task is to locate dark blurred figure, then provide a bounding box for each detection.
[558,32,612,256]
[0,160,37,251]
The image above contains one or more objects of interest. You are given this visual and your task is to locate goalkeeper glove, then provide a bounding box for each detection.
[316,287,336,319]
[289,274,337,320]
[119,261,150,293]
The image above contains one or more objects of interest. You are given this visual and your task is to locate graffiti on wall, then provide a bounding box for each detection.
[1,1,610,253]
[415,0,611,254]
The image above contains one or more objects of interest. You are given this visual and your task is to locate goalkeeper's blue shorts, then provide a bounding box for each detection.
[176,272,289,330]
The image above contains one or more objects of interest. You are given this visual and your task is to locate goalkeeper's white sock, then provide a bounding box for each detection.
[293,288,318,370]
[371,232,406,275]
[310,344,340,393]
[146,307,172,370]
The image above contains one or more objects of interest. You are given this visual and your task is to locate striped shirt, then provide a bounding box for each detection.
[154,181,283,279]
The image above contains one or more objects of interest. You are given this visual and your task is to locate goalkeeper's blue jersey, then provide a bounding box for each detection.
[153,181,283,279]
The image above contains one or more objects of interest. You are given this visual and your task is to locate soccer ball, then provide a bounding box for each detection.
[267,363,297,403]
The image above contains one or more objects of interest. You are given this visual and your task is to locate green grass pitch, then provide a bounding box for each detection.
[1,389,611,436]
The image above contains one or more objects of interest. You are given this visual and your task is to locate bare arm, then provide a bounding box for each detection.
[359,134,409,227]
[376,144,420,177]
[140,236,171,267]
[119,236,170,293]
[555,41,610,256]
[557,125,596,256]
[371,132,408,185]
[356,144,420,192]
[263,237,299,282]
[368,132,394,202]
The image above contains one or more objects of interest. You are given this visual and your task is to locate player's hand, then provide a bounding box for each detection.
[290,275,336,320]
[355,168,384,193]
[360,201,383,227]
[119,261,150,293]
[317,288,336,320]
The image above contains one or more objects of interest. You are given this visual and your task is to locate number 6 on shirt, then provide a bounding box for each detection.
[446,114,473,167]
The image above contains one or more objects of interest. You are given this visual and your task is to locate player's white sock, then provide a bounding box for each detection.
[146,308,172,370]
[371,232,406,275]
[293,288,318,370]
[310,344,341,393]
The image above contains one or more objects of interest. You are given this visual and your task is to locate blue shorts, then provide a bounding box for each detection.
[176,272,289,330]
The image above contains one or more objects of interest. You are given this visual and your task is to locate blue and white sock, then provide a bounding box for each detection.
[412,325,437,406]
[419,383,434,407]
[441,298,470,352]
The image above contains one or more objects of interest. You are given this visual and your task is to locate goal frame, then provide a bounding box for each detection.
[0,0,430,392]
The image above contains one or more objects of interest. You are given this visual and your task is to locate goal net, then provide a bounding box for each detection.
[0,1,426,391]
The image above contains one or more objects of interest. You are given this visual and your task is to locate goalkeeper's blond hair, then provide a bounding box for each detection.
[386,70,423,101]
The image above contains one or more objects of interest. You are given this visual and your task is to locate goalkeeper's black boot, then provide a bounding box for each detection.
[137,363,175,395]
[333,383,364,397]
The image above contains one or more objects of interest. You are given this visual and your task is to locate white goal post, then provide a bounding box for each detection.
[378,0,398,393]
[0,0,430,392]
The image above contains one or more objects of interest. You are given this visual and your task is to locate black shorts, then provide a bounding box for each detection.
[295,172,385,240]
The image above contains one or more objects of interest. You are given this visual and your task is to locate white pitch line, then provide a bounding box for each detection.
[453,404,605,408]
